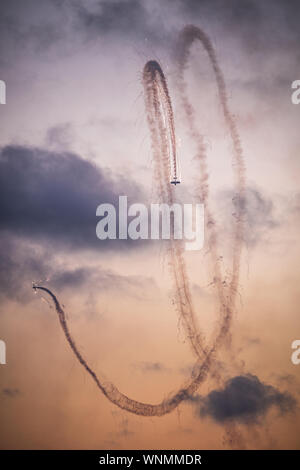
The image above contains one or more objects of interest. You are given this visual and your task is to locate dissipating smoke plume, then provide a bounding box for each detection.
[33,25,246,419]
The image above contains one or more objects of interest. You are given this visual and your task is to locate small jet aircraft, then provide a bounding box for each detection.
[170,177,180,185]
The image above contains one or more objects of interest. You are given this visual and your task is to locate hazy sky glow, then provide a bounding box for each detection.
[0,0,300,450]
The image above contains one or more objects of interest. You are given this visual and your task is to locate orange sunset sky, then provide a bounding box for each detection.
[0,0,300,449]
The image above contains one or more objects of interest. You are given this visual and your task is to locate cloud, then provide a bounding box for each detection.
[50,265,158,300]
[0,235,48,301]
[0,0,68,62]
[68,0,180,49]
[176,0,300,52]
[189,374,296,424]
[0,145,145,251]
[1,0,299,70]
[0,144,158,303]
[74,0,148,37]
[0,233,157,302]
[2,388,20,398]
[0,0,174,64]
[45,123,74,150]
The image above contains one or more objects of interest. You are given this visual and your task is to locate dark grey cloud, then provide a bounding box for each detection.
[0,234,157,302]
[69,0,300,57]
[74,0,148,37]
[0,0,68,64]
[0,0,298,94]
[189,374,296,424]
[0,144,157,303]
[171,0,300,95]
[176,0,300,51]
[1,0,299,61]
[50,265,157,300]
[178,0,262,25]
[0,0,154,65]
[0,145,145,251]
[70,0,180,47]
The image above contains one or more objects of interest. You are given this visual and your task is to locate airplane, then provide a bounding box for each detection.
[170,177,181,185]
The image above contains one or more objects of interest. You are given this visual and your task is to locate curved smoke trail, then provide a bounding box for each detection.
[33,59,211,418]
[33,285,214,416]
[174,25,246,447]
[175,25,246,345]
[33,26,246,421]
[142,60,206,359]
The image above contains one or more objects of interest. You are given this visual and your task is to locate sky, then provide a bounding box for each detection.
[0,0,300,449]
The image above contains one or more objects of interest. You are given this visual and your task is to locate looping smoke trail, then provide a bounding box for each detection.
[142,60,207,359]
[33,26,246,427]
[175,25,246,341]
[174,25,246,447]
[33,285,215,416]
[32,58,213,418]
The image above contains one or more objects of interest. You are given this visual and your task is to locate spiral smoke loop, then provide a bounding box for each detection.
[33,26,246,418]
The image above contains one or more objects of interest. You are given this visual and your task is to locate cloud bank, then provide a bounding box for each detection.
[190,374,296,424]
